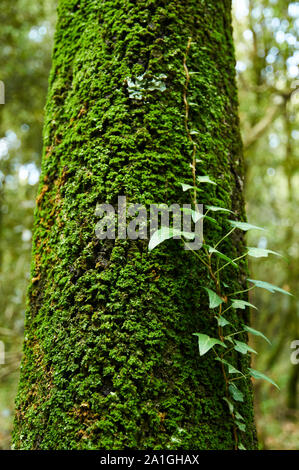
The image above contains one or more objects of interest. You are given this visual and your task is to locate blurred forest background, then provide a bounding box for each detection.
[0,0,298,450]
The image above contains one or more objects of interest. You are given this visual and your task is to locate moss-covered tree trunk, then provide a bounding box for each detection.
[13,0,257,450]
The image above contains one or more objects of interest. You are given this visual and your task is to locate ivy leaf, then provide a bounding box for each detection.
[243,325,271,344]
[216,357,242,375]
[206,205,233,214]
[247,247,282,258]
[193,333,226,356]
[229,383,244,402]
[231,299,257,310]
[205,246,238,268]
[248,368,280,390]
[217,316,231,327]
[235,411,245,421]
[236,421,246,432]
[204,215,220,227]
[248,279,292,296]
[181,183,194,192]
[192,210,203,223]
[223,397,234,414]
[181,207,203,223]
[181,208,219,227]
[204,288,224,309]
[197,175,216,185]
[233,340,257,355]
[228,220,265,232]
[148,227,194,251]
[180,183,203,194]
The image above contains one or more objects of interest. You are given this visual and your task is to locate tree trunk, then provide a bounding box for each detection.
[13,0,257,449]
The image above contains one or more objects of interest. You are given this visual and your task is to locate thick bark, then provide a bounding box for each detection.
[13,0,257,449]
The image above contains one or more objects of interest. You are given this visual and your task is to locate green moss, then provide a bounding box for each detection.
[13,0,257,450]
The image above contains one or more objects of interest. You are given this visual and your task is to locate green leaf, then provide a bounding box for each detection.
[205,246,238,268]
[235,411,245,421]
[181,183,194,192]
[247,247,282,258]
[204,288,224,309]
[193,333,226,356]
[243,325,271,344]
[148,227,194,251]
[206,205,233,214]
[233,340,257,355]
[192,210,203,224]
[217,316,231,327]
[238,443,246,450]
[228,220,265,232]
[248,368,280,389]
[223,397,234,414]
[216,358,242,375]
[236,421,246,432]
[197,175,216,185]
[229,383,244,402]
[204,215,220,227]
[181,209,219,227]
[149,227,173,250]
[248,279,292,296]
[181,207,203,224]
[231,299,257,310]
[180,183,203,194]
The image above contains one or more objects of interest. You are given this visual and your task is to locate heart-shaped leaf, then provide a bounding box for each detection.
[197,175,216,185]
[233,340,257,355]
[193,333,226,356]
[217,316,231,327]
[204,288,224,309]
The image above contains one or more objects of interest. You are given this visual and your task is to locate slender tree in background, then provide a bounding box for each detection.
[13,0,257,449]
[235,0,299,436]
[0,0,56,448]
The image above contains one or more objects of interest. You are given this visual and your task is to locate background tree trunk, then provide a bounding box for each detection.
[13,0,257,449]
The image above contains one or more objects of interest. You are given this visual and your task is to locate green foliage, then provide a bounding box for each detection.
[231,299,257,310]
[148,227,194,251]
[246,247,282,259]
[248,368,280,390]
[247,279,292,296]
[203,288,224,309]
[193,333,226,356]
[197,175,216,185]
[228,221,265,232]
[149,177,288,449]
[243,325,271,345]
